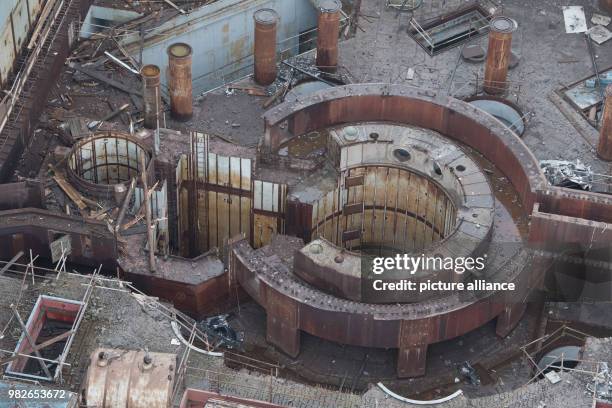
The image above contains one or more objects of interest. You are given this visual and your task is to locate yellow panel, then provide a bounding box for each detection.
[253,213,277,248]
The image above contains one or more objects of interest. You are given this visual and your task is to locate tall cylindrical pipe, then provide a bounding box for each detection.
[141,64,161,129]
[167,43,193,121]
[483,16,517,95]
[316,0,341,72]
[253,9,279,86]
[597,85,612,161]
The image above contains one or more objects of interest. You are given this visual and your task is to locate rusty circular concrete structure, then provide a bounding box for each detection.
[253,8,279,86]
[167,43,193,121]
[141,64,162,130]
[230,83,549,378]
[67,131,152,199]
[484,16,517,95]
[316,0,341,72]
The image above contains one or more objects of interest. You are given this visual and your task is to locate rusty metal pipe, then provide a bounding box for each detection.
[316,0,341,73]
[141,64,161,129]
[167,43,193,121]
[597,85,612,161]
[253,9,279,86]
[483,16,517,95]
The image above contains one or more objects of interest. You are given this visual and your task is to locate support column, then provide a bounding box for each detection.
[397,319,430,377]
[483,16,517,95]
[141,65,161,129]
[265,287,300,357]
[316,0,341,72]
[167,43,193,121]
[597,85,612,161]
[496,303,526,337]
[253,9,279,86]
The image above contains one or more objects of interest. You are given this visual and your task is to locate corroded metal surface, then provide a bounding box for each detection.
[316,0,341,72]
[483,16,517,95]
[84,348,176,408]
[253,9,279,86]
[141,65,162,129]
[597,85,612,160]
[66,131,153,199]
[167,43,193,121]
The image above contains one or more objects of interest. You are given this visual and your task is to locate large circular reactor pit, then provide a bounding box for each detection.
[67,132,151,198]
[233,84,541,378]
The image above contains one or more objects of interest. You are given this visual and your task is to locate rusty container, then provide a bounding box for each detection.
[483,16,517,95]
[253,9,279,86]
[600,0,612,13]
[83,348,176,408]
[141,64,162,129]
[167,43,193,121]
[597,85,612,161]
[316,0,341,72]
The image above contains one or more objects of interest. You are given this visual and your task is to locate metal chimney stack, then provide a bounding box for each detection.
[253,9,279,86]
[483,16,517,95]
[597,85,612,161]
[141,65,161,129]
[316,0,341,72]
[167,43,193,121]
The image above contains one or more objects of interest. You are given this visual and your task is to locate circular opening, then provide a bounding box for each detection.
[456,165,466,172]
[369,132,379,140]
[343,126,359,141]
[433,162,443,176]
[141,64,160,77]
[319,0,341,13]
[393,148,411,162]
[537,346,581,376]
[491,16,517,33]
[254,8,279,24]
[68,134,150,188]
[311,166,458,256]
[168,43,192,58]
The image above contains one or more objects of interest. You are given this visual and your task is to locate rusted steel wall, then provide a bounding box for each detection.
[253,9,279,86]
[536,187,612,224]
[230,237,531,376]
[0,180,43,210]
[0,208,117,269]
[529,203,612,248]
[597,85,612,160]
[120,268,235,318]
[315,0,341,72]
[483,16,516,95]
[262,84,547,215]
[141,64,162,129]
[167,43,193,121]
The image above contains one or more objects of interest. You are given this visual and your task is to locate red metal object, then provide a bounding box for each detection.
[316,0,341,72]
[241,83,612,378]
[597,85,612,160]
[141,64,162,129]
[483,16,517,95]
[253,9,279,86]
[167,43,193,121]
[180,389,284,407]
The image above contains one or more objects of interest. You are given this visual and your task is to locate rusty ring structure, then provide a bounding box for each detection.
[233,83,612,378]
[66,131,152,199]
